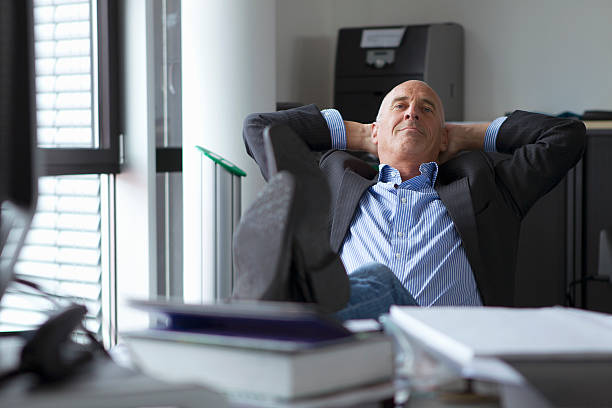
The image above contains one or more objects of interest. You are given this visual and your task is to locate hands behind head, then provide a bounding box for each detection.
[344,120,489,164]
[438,122,488,164]
[345,121,378,157]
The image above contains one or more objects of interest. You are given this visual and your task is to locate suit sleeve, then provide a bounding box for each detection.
[492,110,586,217]
[243,104,332,181]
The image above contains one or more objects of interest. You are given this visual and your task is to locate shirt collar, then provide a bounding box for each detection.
[378,162,439,190]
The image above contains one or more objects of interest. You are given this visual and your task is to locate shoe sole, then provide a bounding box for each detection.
[264,124,350,313]
[232,171,296,301]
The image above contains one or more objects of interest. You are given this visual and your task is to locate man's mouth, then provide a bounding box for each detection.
[396,123,424,135]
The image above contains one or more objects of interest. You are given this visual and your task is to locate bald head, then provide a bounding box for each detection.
[376,80,445,125]
[371,80,449,172]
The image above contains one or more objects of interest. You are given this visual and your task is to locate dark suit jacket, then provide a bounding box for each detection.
[243,105,586,306]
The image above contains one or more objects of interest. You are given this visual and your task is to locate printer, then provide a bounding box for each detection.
[334,23,464,122]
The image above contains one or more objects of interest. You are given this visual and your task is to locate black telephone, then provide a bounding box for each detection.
[19,304,99,382]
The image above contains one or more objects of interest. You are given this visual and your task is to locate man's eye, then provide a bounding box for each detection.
[423,106,433,113]
[393,104,404,110]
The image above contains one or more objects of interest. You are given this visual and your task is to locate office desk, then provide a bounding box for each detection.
[0,356,229,408]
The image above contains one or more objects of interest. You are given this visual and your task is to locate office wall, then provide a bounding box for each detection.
[182,0,275,301]
[277,0,612,121]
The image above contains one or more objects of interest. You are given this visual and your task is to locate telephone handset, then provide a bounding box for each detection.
[19,304,96,382]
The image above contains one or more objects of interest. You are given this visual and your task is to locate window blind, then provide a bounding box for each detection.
[34,0,94,148]
[0,0,104,337]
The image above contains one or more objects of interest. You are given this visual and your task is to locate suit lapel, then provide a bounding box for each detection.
[436,178,486,284]
[330,170,376,253]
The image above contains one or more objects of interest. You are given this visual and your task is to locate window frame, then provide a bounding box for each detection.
[39,0,120,176]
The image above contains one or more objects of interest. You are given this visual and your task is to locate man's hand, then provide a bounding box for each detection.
[438,122,490,164]
[345,121,378,157]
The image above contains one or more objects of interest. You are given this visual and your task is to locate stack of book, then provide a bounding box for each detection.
[123,300,395,405]
[388,306,612,407]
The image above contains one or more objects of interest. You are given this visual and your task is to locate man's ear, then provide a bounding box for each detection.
[439,126,449,152]
[371,122,379,145]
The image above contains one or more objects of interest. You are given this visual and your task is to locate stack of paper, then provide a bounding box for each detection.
[389,306,612,385]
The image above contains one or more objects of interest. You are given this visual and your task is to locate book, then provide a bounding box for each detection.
[124,329,393,401]
[123,300,394,401]
[128,299,354,344]
[389,306,612,368]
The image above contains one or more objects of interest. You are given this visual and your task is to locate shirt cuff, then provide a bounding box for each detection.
[484,116,506,152]
[321,108,346,150]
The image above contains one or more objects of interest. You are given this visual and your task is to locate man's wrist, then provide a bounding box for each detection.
[321,108,346,149]
[484,116,507,152]
[345,121,373,152]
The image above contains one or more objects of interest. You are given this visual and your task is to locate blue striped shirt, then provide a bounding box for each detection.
[321,109,506,306]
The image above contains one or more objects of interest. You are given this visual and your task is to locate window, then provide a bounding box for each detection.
[153,0,183,299]
[0,0,118,346]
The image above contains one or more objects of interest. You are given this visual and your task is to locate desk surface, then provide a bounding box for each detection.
[0,355,229,408]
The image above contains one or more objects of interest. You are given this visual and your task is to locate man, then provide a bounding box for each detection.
[234,80,585,319]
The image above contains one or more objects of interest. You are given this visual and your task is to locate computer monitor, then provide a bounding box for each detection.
[0,0,38,302]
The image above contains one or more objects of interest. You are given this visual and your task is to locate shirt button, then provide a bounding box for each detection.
[397,232,403,237]
[401,197,407,203]
[395,253,401,259]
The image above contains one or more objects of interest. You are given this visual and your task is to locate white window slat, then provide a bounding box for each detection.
[56,178,100,196]
[31,212,59,229]
[34,6,56,24]
[55,57,90,75]
[1,293,55,313]
[14,261,100,284]
[25,229,60,246]
[54,4,90,23]
[19,246,59,263]
[0,309,49,328]
[54,127,93,145]
[36,76,56,92]
[56,92,92,109]
[57,248,100,266]
[35,41,57,58]
[54,39,91,57]
[37,92,93,110]
[58,231,100,249]
[36,93,57,109]
[14,261,61,279]
[36,40,90,59]
[36,110,55,127]
[35,58,57,76]
[14,276,100,302]
[2,0,104,339]
[59,264,101,282]
[36,195,59,211]
[55,0,91,6]
[55,75,91,92]
[34,23,56,41]
[37,133,55,146]
[54,21,90,39]
[34,1,55,8]
[57,196,99,213]
[58,281,100,300]
[57,213,100,231]
[55,109,92,127]
[38,178,58,193]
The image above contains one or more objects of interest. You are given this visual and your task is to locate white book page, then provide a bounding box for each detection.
[390,306,612,359]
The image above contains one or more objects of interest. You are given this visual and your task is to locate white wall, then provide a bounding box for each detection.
[116,0,157,332]
[277,0,612,121]
[182,0,275,302]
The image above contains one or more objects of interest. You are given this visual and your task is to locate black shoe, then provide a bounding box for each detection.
[263,124,350,313]
[232,171,297,301]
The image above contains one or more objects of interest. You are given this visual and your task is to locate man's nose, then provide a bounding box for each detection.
[404,105,419,120]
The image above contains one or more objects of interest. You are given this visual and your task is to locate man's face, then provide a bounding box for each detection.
[372,81,448,165]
